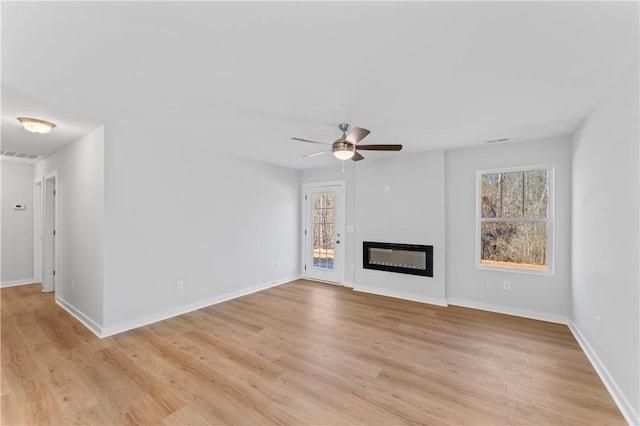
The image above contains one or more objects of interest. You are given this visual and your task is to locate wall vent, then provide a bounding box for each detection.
[0,150,41,160]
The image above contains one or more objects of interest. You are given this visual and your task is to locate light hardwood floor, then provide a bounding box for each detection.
[1,280,625,425]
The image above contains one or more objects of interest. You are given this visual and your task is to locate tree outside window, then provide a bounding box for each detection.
[478,167,552,273]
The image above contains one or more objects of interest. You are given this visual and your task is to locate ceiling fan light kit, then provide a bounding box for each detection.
[293,123,402,162]
[17,117,56,134]
[332,141,356,160]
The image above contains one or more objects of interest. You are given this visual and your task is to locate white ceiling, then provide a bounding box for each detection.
[2,85,103,158]
[2,1,638,169]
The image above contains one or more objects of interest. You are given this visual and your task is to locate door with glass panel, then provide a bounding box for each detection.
[304,183,344,284]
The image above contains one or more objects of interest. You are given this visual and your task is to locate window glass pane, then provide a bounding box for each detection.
[481,173,500,218]
[482,170,548,219]
[481,222,548,271]
[312,192,335,270]
[524,170,548,218]
[500,172,523,218]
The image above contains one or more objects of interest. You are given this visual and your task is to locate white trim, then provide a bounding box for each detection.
[1,278,36,288]
[475,165,554,276]
[43,172,58,292]
[302,181,346,285]
[101,275,301,338]
[33,177,44,284]
[477,164,553,175]
[353,284,448,307]
[476,263,552,276]
[302,180,346,189]
[56,296,103,338]
[569,322,639,426]
[447,298,568,324]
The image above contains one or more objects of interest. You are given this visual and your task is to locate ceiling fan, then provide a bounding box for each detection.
[292,123,402,161]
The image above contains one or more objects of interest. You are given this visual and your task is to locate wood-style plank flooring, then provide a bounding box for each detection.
[1,280,625,425]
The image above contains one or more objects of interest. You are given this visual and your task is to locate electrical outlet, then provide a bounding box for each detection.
[275,261,280,269]
[503,281,511,291]
[72,280,76,289]
[176,281,184,292]
[596,316,601,334]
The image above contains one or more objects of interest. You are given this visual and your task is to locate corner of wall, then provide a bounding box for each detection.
[569,322,640,425]
[570,56,639,424]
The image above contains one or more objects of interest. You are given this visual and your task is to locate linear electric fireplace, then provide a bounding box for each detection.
[363,241,433,277]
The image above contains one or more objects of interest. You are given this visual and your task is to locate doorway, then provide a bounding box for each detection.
[42,173,57,292]
[33,178,43,284]
[303,182,345,284]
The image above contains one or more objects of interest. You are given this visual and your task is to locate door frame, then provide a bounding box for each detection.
[33,177,44,284]
[42,171,58,293]
[302,181,346,285]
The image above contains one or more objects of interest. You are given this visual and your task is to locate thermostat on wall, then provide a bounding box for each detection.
[13,204,26,210]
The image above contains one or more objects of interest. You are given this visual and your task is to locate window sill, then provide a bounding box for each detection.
[477,264,553,276]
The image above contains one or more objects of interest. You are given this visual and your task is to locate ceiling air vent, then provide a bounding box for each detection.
[484,138,509,144]
[0,150,42,160]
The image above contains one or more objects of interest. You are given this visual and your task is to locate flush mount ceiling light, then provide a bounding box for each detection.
[17,117,56,134]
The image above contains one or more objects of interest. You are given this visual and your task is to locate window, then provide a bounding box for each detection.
[477,166,552,273]
[312,192,335,270]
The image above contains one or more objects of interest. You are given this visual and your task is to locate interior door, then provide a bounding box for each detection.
[304,183,344,284]
[33,178,43,284]
[43,175,56,292]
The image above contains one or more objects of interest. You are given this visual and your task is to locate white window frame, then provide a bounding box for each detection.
[476,165,554,275]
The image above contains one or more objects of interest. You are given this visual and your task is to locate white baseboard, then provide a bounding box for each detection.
[56,296,103,338]
[447,298,568,324]
[353,284,448,307]
[100,275,300,338]
[1,278,36,288]
[569,322,639,426]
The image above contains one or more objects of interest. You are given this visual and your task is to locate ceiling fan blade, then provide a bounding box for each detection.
[303,150,331,158]
[292,137,331,145]
[351,152,365,161]
[345,127,370,144]
[356,144,403,151]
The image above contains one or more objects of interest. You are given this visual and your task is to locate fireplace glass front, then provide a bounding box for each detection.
[363,241,433,277]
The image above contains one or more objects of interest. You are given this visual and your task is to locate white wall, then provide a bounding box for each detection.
[571,57,639,425]
[102,125,300,335]
[1,160,34,286]
[34,126,105,331]
[445,137,572,323]
[301,162,356,285]
[354,150,447,305]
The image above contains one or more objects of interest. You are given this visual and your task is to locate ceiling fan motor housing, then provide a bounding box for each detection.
[332,140,354,152]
